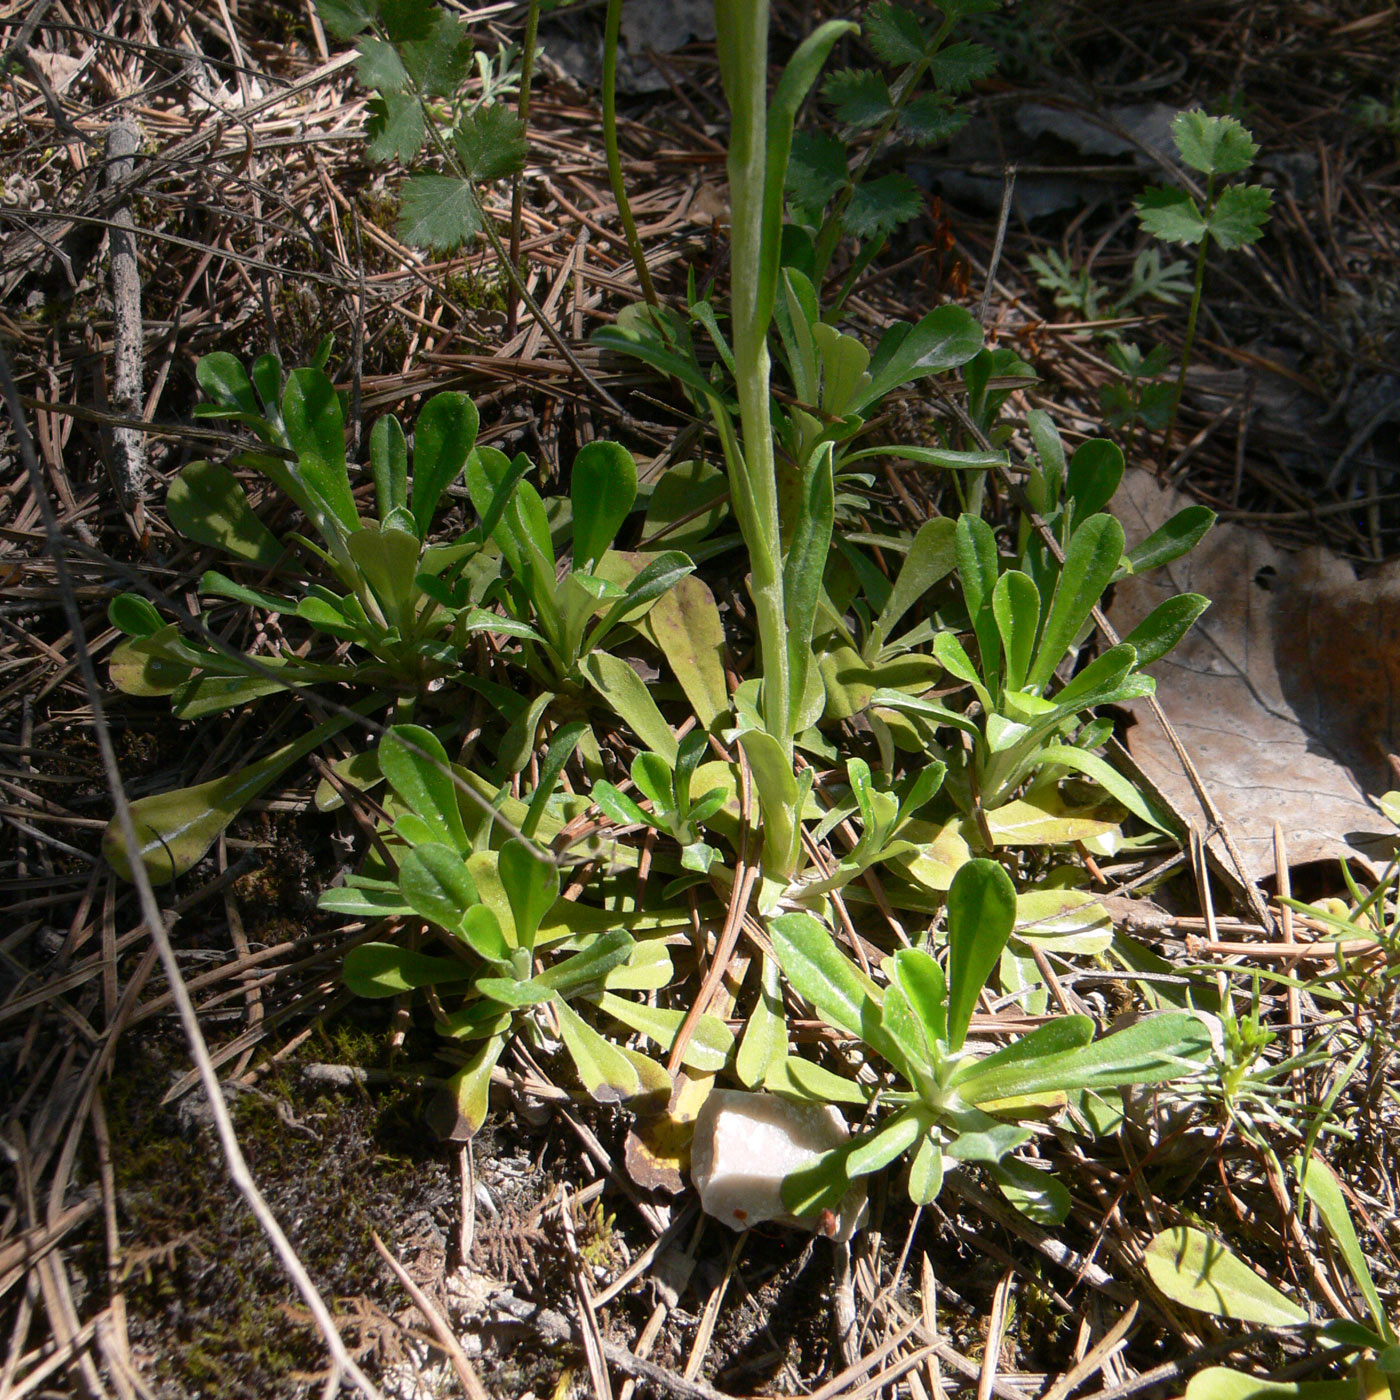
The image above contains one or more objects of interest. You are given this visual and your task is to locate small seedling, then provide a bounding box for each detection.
[1135,109,1273,451]
[789,0,999,288]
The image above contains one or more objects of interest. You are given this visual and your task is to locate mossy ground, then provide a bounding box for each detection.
[96,1024,452,1398]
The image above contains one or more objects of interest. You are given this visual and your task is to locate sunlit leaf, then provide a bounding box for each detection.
[1144,1227,1308,1325]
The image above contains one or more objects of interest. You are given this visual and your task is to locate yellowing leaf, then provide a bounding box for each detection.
[1144,1227,1307,1326]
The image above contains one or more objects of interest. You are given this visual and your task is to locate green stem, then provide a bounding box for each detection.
[715,0,791,757]
[602,0,659,308]
[506,0,542,336]
[1163,174,1215,460]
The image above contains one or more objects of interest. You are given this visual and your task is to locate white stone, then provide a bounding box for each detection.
[690,1089,867,1240]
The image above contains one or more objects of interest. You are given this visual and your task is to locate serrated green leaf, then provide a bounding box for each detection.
[398,8,472,96]
[316,0,377,40]
[787,131,850,216]
[1208,184,1273,250]
[927,41,995,94]
[1171,109,1258,176]
[355,35,409,92]
[864,3,928,65]
[453,102,528,182]
[397,174,482,254]
[898,94,966,146]
[845,173,922,239]
[1136,186,1208,246]
[824,68,892,129]
[1144,1227,1307,1325]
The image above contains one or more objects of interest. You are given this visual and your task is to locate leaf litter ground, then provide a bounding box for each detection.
[2,0,1400,1396]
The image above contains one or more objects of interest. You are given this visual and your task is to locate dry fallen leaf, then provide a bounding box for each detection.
[1108,468,1396,880]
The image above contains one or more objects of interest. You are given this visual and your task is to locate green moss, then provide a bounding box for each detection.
[442,268,506,315]
[95,1026,451,1399]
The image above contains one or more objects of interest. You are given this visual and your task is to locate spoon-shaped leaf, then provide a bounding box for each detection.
[570,440,637,569]
[945,858,1017,1052]
[343,941,472,998]
[554,998,642,1103]
[410,392,478,536]
[282,368,358,530]
[425,1032,508,1141]
[955,1011,1213,1105]
[1027,513,1125,691]
[1144,1226,1307,1325]
[370,412,408,520]
[498,837,559,955]
[379,725,468,852]
[167,460,283,566]
[104,708,361,884]
[398,842,480,934]
[892,947,947,1046]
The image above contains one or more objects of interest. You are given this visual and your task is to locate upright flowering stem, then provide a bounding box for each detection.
[714,0,792,756]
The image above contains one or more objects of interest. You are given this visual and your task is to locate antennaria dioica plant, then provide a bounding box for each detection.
[96,0,1226,1210]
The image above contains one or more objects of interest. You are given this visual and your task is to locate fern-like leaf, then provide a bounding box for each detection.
[898,93,966,145]
[864,3,928,66]
[926,41,996,95]
[845,172,921,238]
[452,103,528,182]
[366,91,426,163]
[397,174,482,253]
[787,132,850,215]
[824,69,893,130]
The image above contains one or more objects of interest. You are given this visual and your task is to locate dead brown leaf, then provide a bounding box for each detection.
[1108,469,1397,880]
